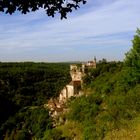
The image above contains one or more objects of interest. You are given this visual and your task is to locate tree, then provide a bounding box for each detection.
[125,28,140,68]
[0,0,86,19]
[123,28,140,87]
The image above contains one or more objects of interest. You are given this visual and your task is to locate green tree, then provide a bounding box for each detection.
[123,28,140,87]
[125,28,140,68]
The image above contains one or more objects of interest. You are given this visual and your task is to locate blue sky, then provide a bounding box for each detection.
[0,0,140,62]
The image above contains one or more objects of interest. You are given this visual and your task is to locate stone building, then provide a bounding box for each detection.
[82,57,96,73]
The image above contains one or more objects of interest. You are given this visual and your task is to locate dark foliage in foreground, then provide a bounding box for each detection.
[0,0,86,19]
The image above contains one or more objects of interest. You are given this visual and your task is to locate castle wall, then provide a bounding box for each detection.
[59,87,67,101]
[70,71,82,81]
[59,85,74,102]
[66,85,74,98]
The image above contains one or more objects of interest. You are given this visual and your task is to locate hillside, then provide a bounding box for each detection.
[50,29,140,140]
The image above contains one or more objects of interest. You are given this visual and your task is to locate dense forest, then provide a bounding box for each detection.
[0,62,71,139]
[0,28,140,140]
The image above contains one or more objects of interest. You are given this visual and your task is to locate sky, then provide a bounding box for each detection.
[0,0,140,62]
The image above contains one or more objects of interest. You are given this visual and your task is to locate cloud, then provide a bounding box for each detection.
[0,0,140,61]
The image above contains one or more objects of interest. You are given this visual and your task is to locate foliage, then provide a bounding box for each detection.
[43,129,65,140]
[65,28,140,140]
[0,62,70,139]
[57,121,83,140]
[0,0,86,19]
[67,65,140,139]
[0,107,52,140]
[83,60,123,86]
[125,28,140,68]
